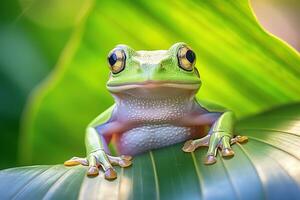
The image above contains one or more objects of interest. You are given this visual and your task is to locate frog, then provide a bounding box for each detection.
[64,42,248,180]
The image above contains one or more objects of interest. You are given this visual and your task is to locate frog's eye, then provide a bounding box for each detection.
[177,46,196,71]
[107,49,126,74]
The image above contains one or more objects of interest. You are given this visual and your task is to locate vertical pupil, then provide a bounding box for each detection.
[108,53,117,66]
[186,50,195,63]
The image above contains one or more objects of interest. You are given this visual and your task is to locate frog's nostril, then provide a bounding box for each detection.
[152,64,166,74]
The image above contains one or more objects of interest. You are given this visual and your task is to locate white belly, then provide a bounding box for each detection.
[117,124,193,155]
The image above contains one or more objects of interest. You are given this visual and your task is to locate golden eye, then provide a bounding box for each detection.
[108,49,126,74]
[177,46,196,71]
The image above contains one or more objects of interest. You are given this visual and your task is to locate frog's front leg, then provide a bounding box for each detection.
[64,118,133,180]
[182,111,247,164]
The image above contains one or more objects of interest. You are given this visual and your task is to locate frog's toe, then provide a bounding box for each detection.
[231,135,248,144]
[104,168,117,180]
[204,155,217,165]
[220,136,235,158]
[119,159,132,167]
[221,148,235,157]
[64,157,88,166]
[87,155,99,176]
[107,155,133,168]
[121,155,133,161]
[182,140,195,152]
[87,166,99,176]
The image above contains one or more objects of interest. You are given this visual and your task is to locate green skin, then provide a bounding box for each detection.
[64,43,247,180]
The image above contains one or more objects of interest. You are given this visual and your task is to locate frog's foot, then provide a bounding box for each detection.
[205,133,248,165]
[64,151,132,180]
[182,134,248,165]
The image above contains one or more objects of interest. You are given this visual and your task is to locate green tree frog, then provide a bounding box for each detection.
[64,43,248,180]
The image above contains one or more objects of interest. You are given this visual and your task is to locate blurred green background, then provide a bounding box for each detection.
[0,0,299,169]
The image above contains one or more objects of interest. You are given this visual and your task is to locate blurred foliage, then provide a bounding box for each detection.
[16,0,300,166]
[1,103,300,199]
[0,0,81,168]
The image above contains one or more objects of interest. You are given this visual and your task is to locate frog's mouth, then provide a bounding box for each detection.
[107,81,201,93]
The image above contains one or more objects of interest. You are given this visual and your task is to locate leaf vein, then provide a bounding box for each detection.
[149,151,160,200]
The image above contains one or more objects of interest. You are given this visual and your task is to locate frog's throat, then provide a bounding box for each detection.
[106,81,201,93]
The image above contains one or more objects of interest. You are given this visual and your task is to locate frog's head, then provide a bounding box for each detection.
[106,42,201,98]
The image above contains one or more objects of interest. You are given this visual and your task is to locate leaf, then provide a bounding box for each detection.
[2,103,300,199]
[20,0,300,165]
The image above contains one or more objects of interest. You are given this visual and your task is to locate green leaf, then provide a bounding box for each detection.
[20,0,300,165]
[2,103,300,199]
